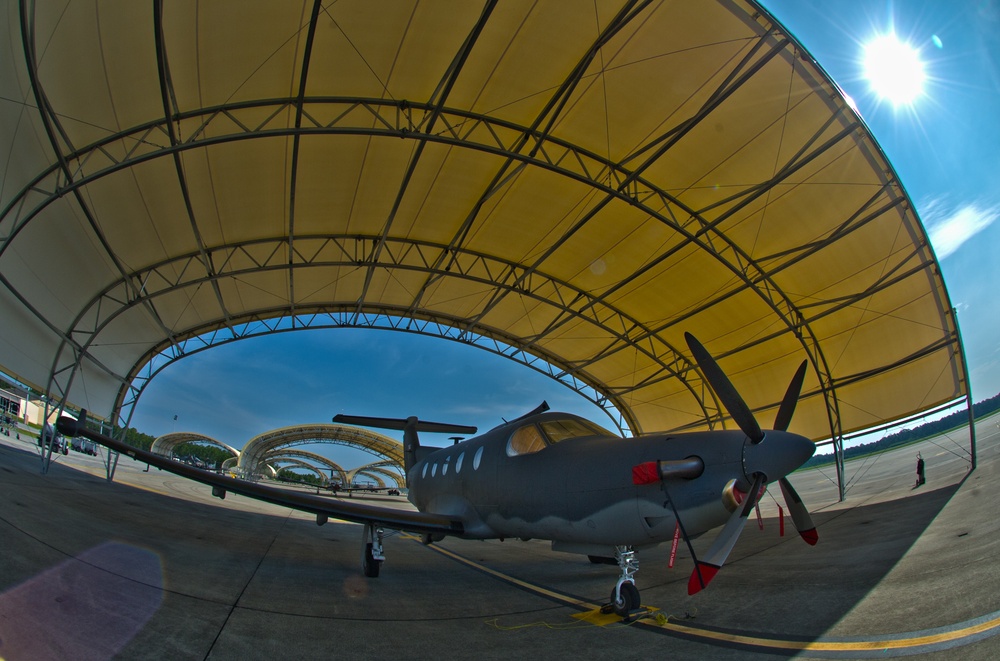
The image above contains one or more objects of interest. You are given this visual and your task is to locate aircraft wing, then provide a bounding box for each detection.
[55,415,464,537]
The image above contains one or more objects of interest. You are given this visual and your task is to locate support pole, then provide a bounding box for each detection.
[954,307,977,472]
[967,393,977,471]
[39,401,55,475]
[834,434,846,502]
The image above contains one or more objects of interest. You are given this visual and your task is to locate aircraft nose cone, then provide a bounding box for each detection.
[747,430,816,482]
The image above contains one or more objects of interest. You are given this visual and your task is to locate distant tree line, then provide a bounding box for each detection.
[105,426,232,467]
[115,426,155,451]
[172,443,233,466]
[802,391,1000,469]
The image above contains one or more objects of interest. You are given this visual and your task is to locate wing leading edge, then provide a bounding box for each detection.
[55,414,464,537]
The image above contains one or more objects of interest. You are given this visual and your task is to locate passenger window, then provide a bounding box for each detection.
[507,424,547,456]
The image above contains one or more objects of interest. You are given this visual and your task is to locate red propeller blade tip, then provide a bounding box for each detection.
[800,528,818,546]
[687,562,720,595]
[632,462,660,485]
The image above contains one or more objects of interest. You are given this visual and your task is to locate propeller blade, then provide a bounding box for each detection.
[779,477,818,545]
[688,473,766,595]
[773,360,808,432]
[685,333,763,443]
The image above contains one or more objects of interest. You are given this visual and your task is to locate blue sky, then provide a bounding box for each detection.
[131,1,1000,469]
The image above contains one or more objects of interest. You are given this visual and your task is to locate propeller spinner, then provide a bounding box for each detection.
[684,333,818,595]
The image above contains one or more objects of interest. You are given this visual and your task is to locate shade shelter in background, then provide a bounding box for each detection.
[236,424,403,483]
[0,1,974,499]
[150,432,239,462]
[260,449,349,486]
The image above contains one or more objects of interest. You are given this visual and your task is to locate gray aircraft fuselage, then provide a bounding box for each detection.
[405,411,815,554]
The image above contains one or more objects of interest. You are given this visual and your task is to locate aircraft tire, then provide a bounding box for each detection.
[611,582,639,617]
[363,543,381,578]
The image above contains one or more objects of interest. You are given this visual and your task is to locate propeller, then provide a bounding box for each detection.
[681,334,818,595]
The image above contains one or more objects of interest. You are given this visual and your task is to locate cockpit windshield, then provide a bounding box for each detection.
[539,418,611,443]
[506,417,611,456]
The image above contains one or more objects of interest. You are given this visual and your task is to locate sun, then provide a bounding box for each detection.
[862,33,926,106]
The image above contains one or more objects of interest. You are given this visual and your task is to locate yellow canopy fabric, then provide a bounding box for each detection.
[0,1,966,442]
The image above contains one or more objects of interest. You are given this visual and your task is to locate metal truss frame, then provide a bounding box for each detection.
[346,463,406,490]
[267,459,329,485]
[149,433,239,459]
[6,1,974,498]
[262,449,347,485]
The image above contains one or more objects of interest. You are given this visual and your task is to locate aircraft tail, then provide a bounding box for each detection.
[333,414,477,486]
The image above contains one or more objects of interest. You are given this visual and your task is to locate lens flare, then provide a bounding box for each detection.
[863,33,926,105]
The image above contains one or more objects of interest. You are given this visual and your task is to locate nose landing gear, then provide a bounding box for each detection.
[601,545,640,617]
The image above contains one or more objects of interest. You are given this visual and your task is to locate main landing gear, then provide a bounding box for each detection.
[601,545,640,617]
[362,524,385,578]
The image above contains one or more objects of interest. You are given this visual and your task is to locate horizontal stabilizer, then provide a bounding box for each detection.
[333,414,476,436]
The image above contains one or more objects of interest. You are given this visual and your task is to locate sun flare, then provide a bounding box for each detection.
[863,33,926,106]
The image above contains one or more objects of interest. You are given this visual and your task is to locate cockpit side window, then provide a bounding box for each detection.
[506,424,547,456]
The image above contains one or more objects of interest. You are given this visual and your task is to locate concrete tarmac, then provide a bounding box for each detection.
[1,413,998,660]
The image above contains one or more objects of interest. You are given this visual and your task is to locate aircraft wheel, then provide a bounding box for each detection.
[363,543,381,578]
[610,582,640,617]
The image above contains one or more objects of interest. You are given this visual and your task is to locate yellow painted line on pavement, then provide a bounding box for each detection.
[418,538,1000,655]
[655,613,1000,653]
[409,536,601,611]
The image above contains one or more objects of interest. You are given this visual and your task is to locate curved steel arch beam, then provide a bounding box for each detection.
[150,432,239,459]
[268,458,327,484]
[346,470,386,489]
[115,306,638,437]
[260,449,347,485]
[14,2,181,461]
[76,232,707,436]
[152,0,233,335]
[346,461,405,489]
[237,424,403,480]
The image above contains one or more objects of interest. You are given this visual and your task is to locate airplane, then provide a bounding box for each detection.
[56,333,817,617]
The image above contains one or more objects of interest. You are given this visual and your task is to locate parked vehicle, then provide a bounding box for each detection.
[70,436,98,455]
[38,423,68,455]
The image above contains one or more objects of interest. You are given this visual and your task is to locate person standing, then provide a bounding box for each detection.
[915,452,925,487]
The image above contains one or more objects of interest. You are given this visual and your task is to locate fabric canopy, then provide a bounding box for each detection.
[0,0,966,443]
